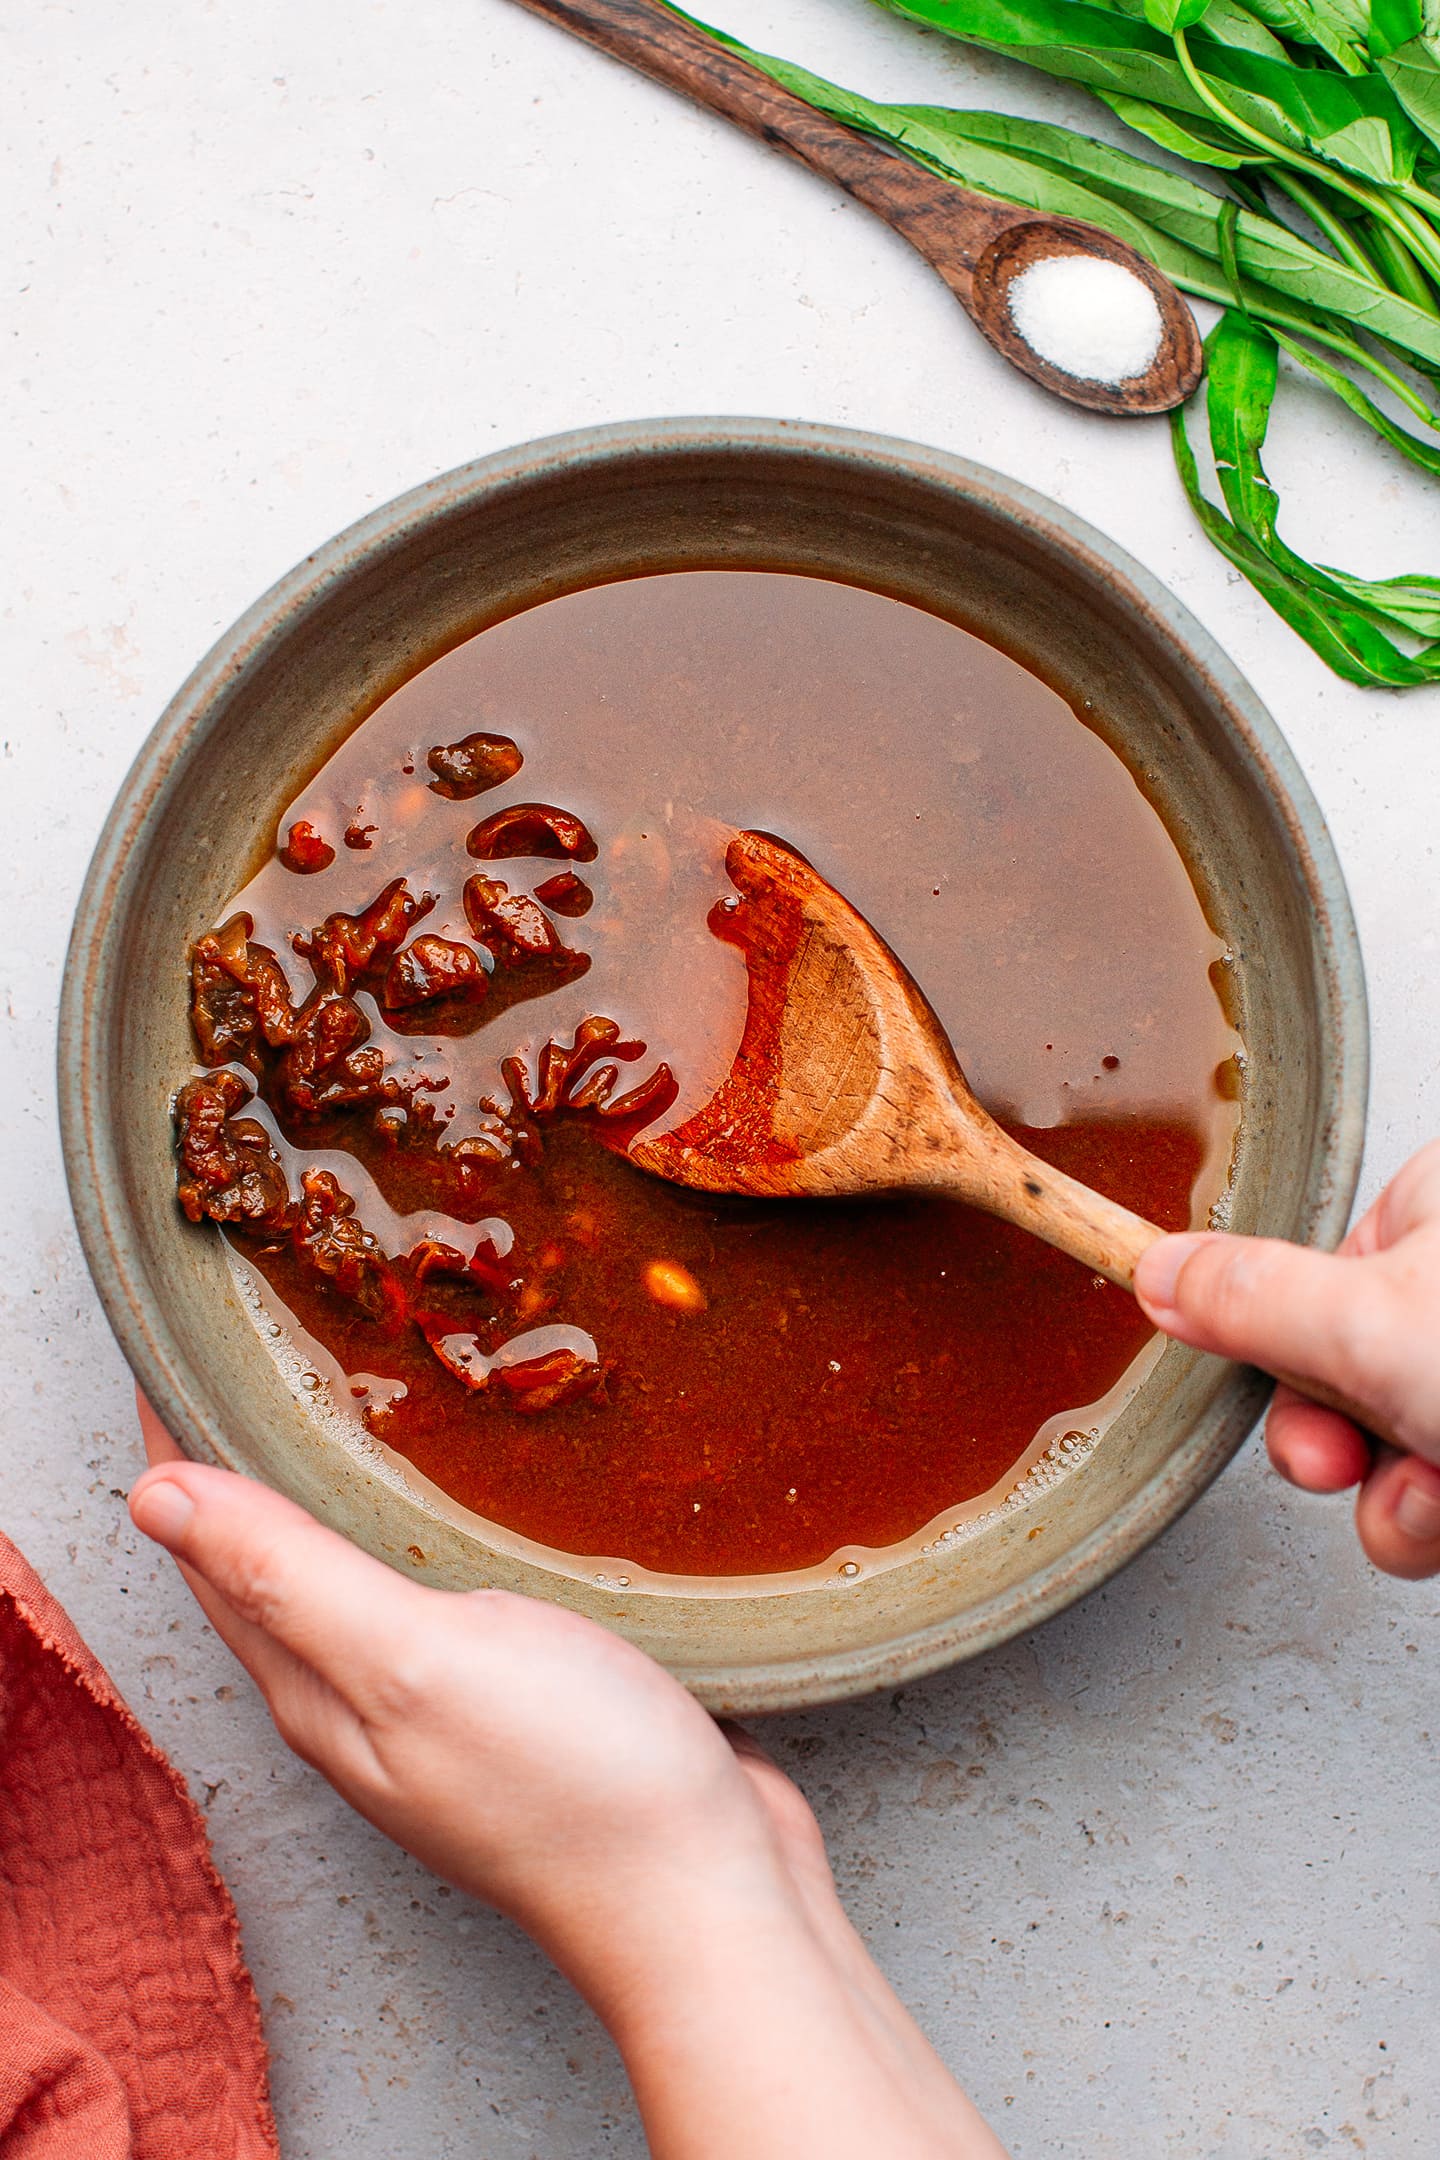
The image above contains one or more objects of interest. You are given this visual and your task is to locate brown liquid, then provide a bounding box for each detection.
[220,571,1239,1580]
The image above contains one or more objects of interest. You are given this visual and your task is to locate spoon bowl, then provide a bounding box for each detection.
[632,830,1167,1283]
[969,218,1205,416]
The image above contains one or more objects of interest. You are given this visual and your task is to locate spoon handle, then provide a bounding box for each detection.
[949,1123,1411,1446]
[943,1122,1165,1291]
[506,0,1017,290]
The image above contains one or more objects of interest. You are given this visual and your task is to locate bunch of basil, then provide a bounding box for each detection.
[670,0,1440,686]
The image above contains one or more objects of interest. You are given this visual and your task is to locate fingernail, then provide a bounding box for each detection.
[131,1477,196,1549]
[1393,1475,1440,1544]
[1134,1233,1211,1311]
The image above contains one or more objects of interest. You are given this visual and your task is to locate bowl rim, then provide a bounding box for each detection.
[57,415,1369,1708]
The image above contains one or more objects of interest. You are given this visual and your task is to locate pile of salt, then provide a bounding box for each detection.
[1006,254,1164,385]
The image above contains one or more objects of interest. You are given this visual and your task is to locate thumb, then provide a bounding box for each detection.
[130,1459,432,1710]
[1134,1232,1400,1421]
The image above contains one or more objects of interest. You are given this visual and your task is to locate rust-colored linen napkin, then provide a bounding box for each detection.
[0,1532,277,2157]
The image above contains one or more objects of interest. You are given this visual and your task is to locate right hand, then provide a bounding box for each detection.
[1134,1139,1440,1579]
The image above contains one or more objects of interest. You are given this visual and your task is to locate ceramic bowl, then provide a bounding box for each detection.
[58,419,1366,1712]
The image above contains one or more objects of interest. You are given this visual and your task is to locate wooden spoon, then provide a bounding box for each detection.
[508,0,1203,415]
[632,831,1401,1445]
[630,829,1166,1286]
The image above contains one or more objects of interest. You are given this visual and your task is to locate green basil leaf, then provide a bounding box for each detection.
[1144,0,1212,30]
[1205,311,1281,540]
[1368,0,1430,61]
[1097,90,1265,165]
[873,0,1228,117]
[1380,35,1440,155]
[1271,325,1440,467]
[1109,0,1287,32]
[1186,32,1423,184]
[1171,405,1440,681]
[1178,0,1289,57]
[1245,1,1369,73]
[1311,566,1440,634]
[879,0,1425,185]
[1195,312,1440,657]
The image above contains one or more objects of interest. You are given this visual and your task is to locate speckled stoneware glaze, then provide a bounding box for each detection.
[58,420,1367,1713]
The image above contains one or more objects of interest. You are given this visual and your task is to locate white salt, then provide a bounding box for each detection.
[1006,253,1163,385]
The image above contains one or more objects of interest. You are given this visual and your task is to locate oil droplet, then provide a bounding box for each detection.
[643,1259,708,1313]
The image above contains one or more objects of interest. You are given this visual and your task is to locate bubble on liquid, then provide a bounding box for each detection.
[838,1560,860,1579]
[923,1427,1103,1555]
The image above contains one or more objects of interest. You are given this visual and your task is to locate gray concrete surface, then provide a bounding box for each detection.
[5,1,1437,2152]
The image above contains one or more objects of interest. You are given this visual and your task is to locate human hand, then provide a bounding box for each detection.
[1134,1139,1440,1580]
[129,1393,795,1980]
[129,1396,1006,2158]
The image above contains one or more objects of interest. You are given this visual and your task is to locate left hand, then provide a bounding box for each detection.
[130,1394,1008,2158]
[128,1393,796,1997]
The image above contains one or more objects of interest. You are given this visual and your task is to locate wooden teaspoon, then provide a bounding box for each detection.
[629,833,1399,1451]
[506,0,1203,415]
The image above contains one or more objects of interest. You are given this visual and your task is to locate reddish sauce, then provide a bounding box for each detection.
[174,571,1239,1580]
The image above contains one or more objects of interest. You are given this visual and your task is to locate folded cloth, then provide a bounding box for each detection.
[0,1532,277,2158]
[0,1980,129,2159]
